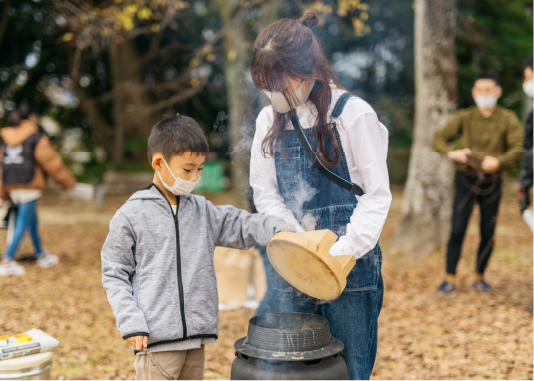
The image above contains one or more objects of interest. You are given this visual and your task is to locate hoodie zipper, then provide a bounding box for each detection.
[173,196,188,338]
[152,185,188,339]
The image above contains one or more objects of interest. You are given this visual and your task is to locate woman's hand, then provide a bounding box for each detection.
[126,335,148,351]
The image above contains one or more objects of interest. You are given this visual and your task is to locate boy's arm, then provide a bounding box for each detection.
[495,112,524,171]
[432,112,464,153]
[206,201,296,249]
[101,211,149,340]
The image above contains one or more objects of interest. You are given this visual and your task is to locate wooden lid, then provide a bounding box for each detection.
[266,230,355,300]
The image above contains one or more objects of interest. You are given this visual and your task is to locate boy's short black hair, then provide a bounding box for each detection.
[522,57,533,72]
[474,70,500,86]
[147,114,209,163]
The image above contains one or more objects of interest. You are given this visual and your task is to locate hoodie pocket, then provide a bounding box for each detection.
[138,273,181,341]
[187,266,218,336]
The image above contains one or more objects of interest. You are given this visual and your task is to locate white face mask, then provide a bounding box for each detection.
[474,95,498,110]
[157,157,200,195]
[263,81,315,114]
[523,79,533,98]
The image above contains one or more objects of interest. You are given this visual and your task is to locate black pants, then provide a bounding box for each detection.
[446,173,502,275]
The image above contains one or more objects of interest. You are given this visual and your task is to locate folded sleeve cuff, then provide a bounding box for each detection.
[122,332,150,340]
[329,240,353,257]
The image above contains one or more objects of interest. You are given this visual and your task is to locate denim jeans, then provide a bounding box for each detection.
[257,244,383,380]
[3,199,43,260]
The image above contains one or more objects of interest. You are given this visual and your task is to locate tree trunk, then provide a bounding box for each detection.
[109,40,155,168]
[215,0,252,208]
[392,0,458,254]
[215,0,279,208]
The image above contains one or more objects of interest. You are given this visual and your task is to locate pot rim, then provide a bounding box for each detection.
[234,336,344,361]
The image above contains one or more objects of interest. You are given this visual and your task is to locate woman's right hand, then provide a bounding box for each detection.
[126,335,148,351]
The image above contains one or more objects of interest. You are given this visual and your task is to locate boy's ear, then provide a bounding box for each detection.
[151,154,163,171]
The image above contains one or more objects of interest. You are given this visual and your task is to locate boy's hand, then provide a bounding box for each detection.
[126,335,148,351]
[275,221,298,234]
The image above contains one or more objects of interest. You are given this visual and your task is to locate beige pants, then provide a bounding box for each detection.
[134,345,205,380]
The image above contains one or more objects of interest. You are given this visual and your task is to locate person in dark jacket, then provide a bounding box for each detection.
[518,57,533,214]
[0,103,76,276]
[433,70,524,294]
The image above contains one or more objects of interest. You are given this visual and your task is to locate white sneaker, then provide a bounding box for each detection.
[37,253,59,268]
[0,261,25,276]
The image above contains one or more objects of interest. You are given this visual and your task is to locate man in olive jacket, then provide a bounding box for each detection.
[433,70,524,293]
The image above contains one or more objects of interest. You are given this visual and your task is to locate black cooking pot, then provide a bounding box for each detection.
[231,313,348,380]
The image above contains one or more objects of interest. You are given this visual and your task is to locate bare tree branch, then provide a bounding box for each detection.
[124,77,208,123]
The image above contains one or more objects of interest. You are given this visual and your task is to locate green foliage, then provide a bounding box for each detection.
[457,0,533,115]
[0,0,531,176]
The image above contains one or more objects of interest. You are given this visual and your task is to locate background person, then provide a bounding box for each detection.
[0,102,76,276]
[249,12,391,380]
[433,70,524,293]
[518,57,533,216]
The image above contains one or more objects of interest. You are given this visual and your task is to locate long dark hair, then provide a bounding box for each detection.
[250,12,347,168]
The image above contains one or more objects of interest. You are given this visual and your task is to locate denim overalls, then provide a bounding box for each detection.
[256,93,384,380]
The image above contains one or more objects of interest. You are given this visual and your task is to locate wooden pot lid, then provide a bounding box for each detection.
[266,229,355,301]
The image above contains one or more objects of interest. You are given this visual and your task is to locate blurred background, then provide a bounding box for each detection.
[0,0,532,379]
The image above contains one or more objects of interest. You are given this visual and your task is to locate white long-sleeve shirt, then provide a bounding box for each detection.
[250,87,392,259]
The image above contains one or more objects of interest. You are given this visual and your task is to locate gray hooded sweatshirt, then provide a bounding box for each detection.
[102,184,292,348]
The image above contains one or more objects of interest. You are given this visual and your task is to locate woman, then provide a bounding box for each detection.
[249,12,391,380]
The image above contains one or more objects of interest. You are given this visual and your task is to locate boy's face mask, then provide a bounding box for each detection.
[263,80,315,114]
[158,157,200,196]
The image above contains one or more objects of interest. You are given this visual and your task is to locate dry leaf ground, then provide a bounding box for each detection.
[0,186,532,380]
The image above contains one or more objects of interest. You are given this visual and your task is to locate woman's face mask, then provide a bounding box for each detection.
[263,80,315,113]
[158,157,200,196]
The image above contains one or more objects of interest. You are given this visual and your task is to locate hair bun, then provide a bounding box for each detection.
[300,12,320,28]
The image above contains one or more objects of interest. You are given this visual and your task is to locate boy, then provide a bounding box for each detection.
[433,70,524,293]
[102,114,295,380]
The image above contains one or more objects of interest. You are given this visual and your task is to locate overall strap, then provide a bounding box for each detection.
[331,92,358,119]
[289,106,364,197]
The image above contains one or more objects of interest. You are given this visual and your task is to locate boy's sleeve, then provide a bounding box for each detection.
[101,211,149,340]
[205,201,296,249]
[432,112,464,153]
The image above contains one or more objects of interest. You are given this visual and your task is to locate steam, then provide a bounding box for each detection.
[277,172,318,227]
[300,213,317,231]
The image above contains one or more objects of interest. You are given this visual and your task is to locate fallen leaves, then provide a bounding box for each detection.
[0,188,531,379]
